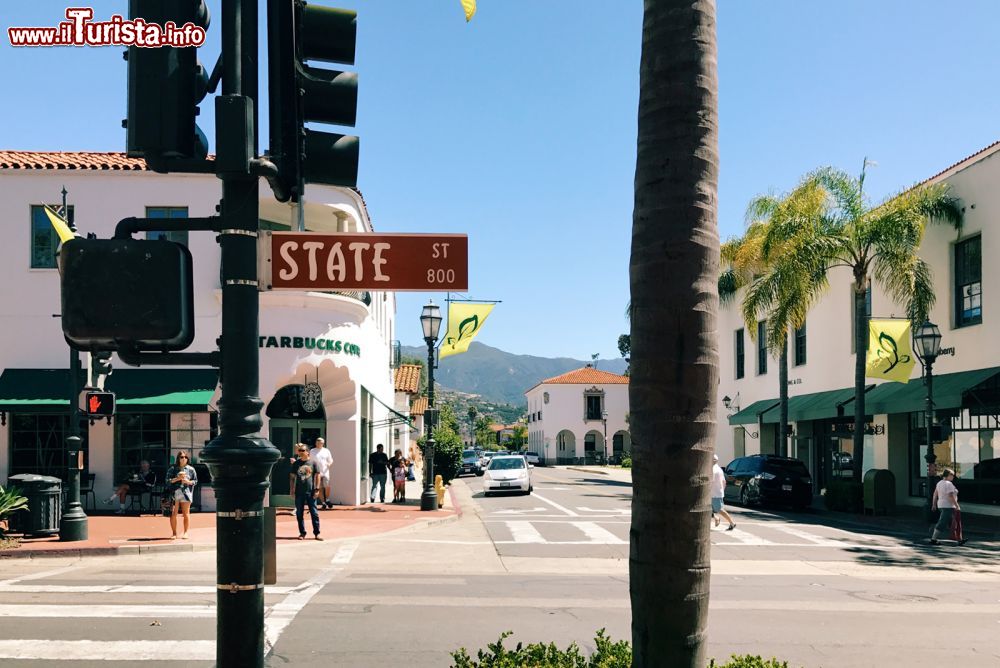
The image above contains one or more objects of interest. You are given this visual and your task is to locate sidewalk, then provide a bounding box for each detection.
[0,476,459,559]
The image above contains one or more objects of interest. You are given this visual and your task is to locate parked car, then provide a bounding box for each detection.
[833,451,854,471]
[482,455,533,496]
[480,451,495,468]
[460,449,484,477]
[723,454,812,510]
[524,452,540,466]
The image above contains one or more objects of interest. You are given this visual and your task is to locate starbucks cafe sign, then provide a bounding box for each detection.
[259,335,361,357]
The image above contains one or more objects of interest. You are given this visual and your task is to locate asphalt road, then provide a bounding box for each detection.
[1,467,998,667]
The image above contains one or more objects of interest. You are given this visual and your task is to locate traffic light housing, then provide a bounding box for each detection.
[125,0,211,166]
[85,391,116,418]
[60,238,195,352]
[90,351,113,389]
[268,0,359,201]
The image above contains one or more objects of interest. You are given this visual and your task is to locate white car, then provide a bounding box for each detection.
[524,452,540,466]
[482,455,533,496]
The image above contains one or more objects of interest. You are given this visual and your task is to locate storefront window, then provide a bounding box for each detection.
[909,411,1000,504]
[10,413,89,479]
[116,413,170,482]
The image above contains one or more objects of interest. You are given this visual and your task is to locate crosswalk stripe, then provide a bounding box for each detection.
[0,640,216,661]
[507,521,546,543]
[717,527,777,545]
[0,604,214,618]
[0,584,298,594]
[768,524,848,547]
[574,522,628,545]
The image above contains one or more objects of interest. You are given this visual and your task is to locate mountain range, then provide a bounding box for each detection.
[400,342,628,406]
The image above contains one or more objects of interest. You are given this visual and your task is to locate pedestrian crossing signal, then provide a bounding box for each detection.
[85,391,116,418]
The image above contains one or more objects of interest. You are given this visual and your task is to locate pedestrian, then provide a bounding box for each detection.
[368,444,390,503]
[391,449,407,503]
[290,444,322,540]
[309,437,334,509]
[930,468,966,546]
[711,454,735,531]
[406,451,416,481]
[105,459,156,515]
[165,451,197,539]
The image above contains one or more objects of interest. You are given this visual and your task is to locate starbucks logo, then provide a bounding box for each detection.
[300,382,323,413]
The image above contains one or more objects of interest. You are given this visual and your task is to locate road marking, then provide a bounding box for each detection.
[0,604,214,618]
[265,541,358,655]
[492,507,548,515]
[577,507,630,515]
[715,527,777,545]
[574,522,628,545]
[506,521,546,543]
[0,565,82,586]
[768,524,851,547]
[0,640,216,661]
[0,584,298,594]
[530,491,579,517]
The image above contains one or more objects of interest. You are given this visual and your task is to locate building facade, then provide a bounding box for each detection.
[525,366,631,465]
[718,141,1000,515]
[0,151,403,509]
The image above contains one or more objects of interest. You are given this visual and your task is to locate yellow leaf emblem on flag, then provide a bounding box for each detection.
[866,319,915,383]
[460,0,477,22]
[42,204,76,243]
[439,302,494,359]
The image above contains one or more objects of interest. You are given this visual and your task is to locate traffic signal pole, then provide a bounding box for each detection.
[199,1,280,666]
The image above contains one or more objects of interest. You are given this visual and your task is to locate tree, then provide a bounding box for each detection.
[474,415,494,449]
[419,403,463,484]
[629,1,718,665]
[467,406,477,447]
[507,424,527,450]
[747,164,961,481]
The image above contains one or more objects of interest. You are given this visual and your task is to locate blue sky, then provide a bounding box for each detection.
[3,1,999,360]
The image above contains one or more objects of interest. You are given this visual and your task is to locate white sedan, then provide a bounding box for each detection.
[482,455,533,496]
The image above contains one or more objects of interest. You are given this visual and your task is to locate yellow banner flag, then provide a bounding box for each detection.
[460,0,477,22]
[439,302,494,359]
[43,204,76,243]
[866,319,916,383]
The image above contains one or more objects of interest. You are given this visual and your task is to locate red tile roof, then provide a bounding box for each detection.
[0,151,149,171]
[539,366,629,386]
[394,364,421,394]
[920,140,1000,187]
[411,396,428,415]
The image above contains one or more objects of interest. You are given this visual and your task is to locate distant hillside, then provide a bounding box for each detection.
[400,342,627,405]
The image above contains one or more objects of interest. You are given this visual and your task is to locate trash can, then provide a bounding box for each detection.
[863,469,896,516]
[7,474,62,536]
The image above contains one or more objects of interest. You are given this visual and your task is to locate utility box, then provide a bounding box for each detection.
[7,474,62,536]
[863,469,896,516]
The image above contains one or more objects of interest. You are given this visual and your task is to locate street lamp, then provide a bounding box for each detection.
[601,409,608,465]
[913,320,942,522]
[420,301,442,511]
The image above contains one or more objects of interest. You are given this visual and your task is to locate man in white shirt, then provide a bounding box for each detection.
[309,438,334,509]
[711,454,735,531]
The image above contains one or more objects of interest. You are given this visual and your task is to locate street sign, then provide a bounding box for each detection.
[259,231,468,291]
[85,391,115,418]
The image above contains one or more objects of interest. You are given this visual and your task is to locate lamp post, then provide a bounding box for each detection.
[601,409,608,465]
[913,320,942,523]
[420,301,442,511]
[58,186,87,542]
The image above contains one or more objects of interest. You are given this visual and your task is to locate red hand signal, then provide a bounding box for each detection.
[89,395,102,414]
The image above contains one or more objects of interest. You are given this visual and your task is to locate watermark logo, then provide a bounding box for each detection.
[8,8,206,48]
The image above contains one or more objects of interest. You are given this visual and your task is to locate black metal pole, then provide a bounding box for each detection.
[924,358,937,522]
[199,2,280,666]
[420,339,438,511]
[59,186,87,542]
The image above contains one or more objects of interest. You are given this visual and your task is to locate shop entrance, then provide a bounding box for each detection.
[269,419,326,496]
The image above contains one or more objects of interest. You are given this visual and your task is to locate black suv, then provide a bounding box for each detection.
[723,455,812,510]
[460,449,484,477]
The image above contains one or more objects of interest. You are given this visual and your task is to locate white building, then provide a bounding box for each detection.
[392,363,421,458]
[0,151,404,509]
[718,141,1000,515]
[525,365,631,465]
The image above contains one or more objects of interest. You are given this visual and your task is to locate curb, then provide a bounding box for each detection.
[566,466,610,476]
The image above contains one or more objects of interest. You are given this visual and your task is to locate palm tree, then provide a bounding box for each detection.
[749,165,961,481]
[629,1,718,665]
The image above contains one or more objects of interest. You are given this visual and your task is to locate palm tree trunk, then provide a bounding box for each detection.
[629,1,718,666]
[853,284,867,483]
[778,333,788,457]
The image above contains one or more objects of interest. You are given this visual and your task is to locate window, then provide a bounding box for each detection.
[116,413,171,483]
[851,284,872,352]
[794,322,807,366]
[30,204,74,268]
[585,393,603,420]
[955,236,982,327]
[756,320,767,375]
[735,328,745,379]
[10,413,89,478]
[145,207,189,246]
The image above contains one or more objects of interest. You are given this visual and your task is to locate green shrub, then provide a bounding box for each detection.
[620,457,632,469]
[452,631,791,668]
[824,480,863,513]
[0,485,28,535]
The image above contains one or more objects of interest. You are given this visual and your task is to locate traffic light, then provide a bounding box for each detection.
[90,351,113,389]
[85,391,116,418]
[268,0,359,201]
[125,0,211,165]
[60,238,195,352]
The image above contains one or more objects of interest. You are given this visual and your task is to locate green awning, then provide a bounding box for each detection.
[762,387,859,424]
[728,398,779,425]
[860,366,1000,415]
[0,368,218,414]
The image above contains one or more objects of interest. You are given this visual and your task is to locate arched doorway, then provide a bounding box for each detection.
[584,430,604,464]
[267,384,326,497]
[556,429,576,465]
[612,430,632,463]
